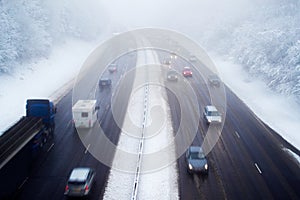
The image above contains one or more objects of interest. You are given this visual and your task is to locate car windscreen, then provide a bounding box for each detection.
[190,152,205,159]
[208,111,220,116]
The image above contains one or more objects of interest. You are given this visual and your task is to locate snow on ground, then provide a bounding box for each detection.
[283,148,300,167]
[211,53,300,152]
[0,39,95,135]
[103,48,179,199]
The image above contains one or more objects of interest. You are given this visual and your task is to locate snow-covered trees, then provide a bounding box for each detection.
[0,0,106,74]
[199,0,300,103]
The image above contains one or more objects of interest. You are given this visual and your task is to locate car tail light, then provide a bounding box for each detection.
[65,185,69,191]
[85,185,89,191]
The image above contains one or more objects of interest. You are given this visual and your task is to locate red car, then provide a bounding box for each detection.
[182,67,192,77]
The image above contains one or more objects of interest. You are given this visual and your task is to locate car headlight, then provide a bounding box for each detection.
[188,163,193,170]
[204,164,208,170]
[208,119,212,123]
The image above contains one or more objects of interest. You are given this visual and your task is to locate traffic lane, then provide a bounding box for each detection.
[197,80,300,199]
[195,79,291,198]
[184,61,280,198]
[225,89,300,199]
[17,92,86,199]
[17,53,137,200]
[165,83,226,200]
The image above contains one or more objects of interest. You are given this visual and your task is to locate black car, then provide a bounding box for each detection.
[208,74,221,87]
[99,78,112,89]
[185,146,209,174]
[64,167,96,197]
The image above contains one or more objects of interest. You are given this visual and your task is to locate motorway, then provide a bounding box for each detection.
[2,47,300,199]
[165,51,300,200]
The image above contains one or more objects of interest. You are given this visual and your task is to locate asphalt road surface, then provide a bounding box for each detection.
[2,49,299,200]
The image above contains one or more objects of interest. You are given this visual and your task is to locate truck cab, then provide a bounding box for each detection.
[72,100,98,128]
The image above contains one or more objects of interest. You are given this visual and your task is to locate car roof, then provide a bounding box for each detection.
[184,66,191,69]
[205,105,218,112]
[69,168,91,182]
[189,146,203,153]
[100,78,111,81]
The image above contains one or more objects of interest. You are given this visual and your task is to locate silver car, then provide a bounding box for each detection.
[64,167,95,197]
[186,146,209,174]
[203,105,222,124]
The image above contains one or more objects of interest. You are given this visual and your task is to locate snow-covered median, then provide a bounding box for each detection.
[103,49,179,199]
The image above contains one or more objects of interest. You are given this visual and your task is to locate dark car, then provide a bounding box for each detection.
[64,167,96,197]
[208,74,221,87]
[108,64,117,73]
[182,66,193,77]
[185,146,209,174]
[99,78,112,89]
[167,70,178,81]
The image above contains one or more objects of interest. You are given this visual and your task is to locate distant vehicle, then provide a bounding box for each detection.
[108,64,117,73]
[170,52,177,59]
[208,74,221,87]
[185,146,209,174]
[203,105,222,124]
[163,59,172,66]
[99,78,112,89]
[189,55,197,62]
[167,70,178,81]
[64,167,96,197]
[72,100,98,128]
[182,66,193,77]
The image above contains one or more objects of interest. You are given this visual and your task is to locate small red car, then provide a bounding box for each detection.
[182,67,192,77]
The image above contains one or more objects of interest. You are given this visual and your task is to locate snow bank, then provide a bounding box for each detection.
[0,39,95,135]
[212,54,300,150]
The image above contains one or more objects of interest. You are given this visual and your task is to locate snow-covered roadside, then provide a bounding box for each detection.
[211,54,300,153]
[0,39,96,135]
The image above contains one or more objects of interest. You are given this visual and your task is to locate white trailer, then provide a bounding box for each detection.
[72,100,98,128]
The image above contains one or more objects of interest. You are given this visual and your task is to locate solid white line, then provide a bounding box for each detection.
[235,131,240,138]
[47,143,55,152]
[85,144,91,154]
[254,163,262,174]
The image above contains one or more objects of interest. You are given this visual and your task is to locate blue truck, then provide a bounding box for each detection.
[0,99,56,198]
[26,99,56,150]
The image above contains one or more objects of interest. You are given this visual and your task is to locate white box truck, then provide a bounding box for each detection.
[72,100,98,128]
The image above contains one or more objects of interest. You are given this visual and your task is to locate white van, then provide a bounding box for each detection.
[72,100,98,128]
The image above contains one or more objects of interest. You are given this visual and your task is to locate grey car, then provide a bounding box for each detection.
[186,146,209,174]
[167,70,178,81]
[64,167,96,197]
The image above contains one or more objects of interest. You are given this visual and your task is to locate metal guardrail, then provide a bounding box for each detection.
[131,82,149,200]
[0,117,42,169]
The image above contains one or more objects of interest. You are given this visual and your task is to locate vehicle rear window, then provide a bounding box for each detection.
[81,112,88,117]
[68,180,86,185]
